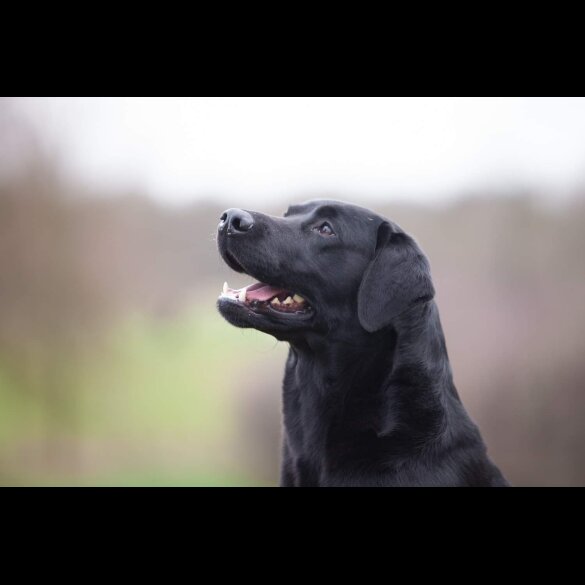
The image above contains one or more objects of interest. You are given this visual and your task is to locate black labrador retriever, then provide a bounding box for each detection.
[217,200,508,487]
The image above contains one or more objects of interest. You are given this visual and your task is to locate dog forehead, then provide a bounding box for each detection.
[283,199,383,222]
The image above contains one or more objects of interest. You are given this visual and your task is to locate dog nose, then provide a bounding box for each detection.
[218,209,254,234]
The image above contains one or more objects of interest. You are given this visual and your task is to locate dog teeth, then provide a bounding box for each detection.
[239,288,247,303]
[292,294,305,304]
[223,282,228,294]
[271,297,281,305]
[283,296,293,305]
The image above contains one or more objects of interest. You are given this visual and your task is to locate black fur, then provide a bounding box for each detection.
[217,200,509,487]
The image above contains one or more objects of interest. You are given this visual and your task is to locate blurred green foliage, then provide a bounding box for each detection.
[0,306,284,486]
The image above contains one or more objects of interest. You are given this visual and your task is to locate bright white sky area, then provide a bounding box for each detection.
[17,97,585,205]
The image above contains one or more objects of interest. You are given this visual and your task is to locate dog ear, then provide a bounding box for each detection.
[358,222,435,333]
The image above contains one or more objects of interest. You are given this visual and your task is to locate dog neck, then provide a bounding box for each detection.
[291,301,455,391]
[392,301,456,388]
[287,300,462,441]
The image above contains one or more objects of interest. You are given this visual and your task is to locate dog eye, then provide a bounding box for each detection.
[314,222,335,237]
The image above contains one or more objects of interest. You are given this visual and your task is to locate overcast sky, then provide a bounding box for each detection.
[19,97,585,205]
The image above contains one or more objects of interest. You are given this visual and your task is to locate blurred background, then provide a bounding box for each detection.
[1,97,585,486]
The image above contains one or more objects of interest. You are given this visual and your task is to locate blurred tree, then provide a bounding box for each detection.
[0,101,109,472]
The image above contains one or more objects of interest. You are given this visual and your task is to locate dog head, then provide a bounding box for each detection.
[217,200,434,342]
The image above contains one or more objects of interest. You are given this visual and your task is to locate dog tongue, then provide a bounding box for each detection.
[245,283,287,302]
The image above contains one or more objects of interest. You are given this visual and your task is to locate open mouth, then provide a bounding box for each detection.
[219,281,313,316]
